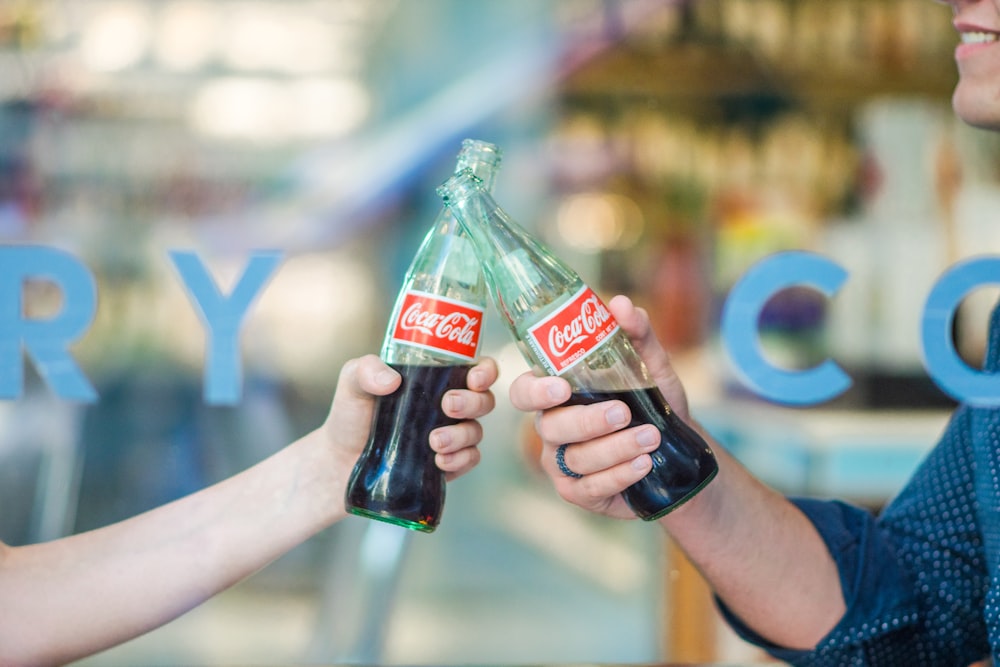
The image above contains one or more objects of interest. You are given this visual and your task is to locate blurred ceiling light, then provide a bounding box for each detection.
[556,192,644,253]
[252,252,377,378]
[286,77,370,138]
[271,20,344,74]
[333,0,396,23]
[263,253,374,332]
[220,3,287,71]
[189,76,369,142]
[154,1,219,71]
[221,3,340,74]
[190,77,283,142]
[80,2,151,72]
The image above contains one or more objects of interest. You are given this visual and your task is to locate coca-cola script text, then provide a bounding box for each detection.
[392,291,484,360]
[528,286,619,374]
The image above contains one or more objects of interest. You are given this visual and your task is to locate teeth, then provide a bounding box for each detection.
[962,31,999,44]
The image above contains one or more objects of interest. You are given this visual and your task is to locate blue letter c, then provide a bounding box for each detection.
[721,251,850,406]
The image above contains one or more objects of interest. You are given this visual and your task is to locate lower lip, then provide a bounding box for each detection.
[956,40,999,59]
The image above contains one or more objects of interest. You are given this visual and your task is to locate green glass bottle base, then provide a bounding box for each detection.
[640,465,719,522]
[347,506,437,533]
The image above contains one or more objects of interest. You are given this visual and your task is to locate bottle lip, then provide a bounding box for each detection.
[437,167,480,203]
[456,139,502,175]
[460,138,502,161]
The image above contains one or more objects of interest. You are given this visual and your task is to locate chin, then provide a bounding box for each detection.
[952,86,1000,131]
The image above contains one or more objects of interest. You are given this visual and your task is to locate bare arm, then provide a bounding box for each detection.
[509,295,843,650]
[0,354,497,667]
[660,435,845,648]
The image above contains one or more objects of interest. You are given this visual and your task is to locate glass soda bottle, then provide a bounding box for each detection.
[344,140,502,533]
[437,168,717,520]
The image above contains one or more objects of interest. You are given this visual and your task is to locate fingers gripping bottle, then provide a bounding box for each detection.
[345,140,502,533]
[438,169,717,520]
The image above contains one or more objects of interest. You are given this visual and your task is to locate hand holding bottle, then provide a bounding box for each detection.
[508,295,695,519]
[329,353,498,485]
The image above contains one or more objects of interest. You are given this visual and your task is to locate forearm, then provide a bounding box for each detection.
[660,429,845,650]
[0,427,349,667]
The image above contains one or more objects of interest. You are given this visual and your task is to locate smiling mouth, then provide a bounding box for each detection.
[961,31,1000,45]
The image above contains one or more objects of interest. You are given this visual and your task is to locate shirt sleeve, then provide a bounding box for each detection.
[717,406,991,666]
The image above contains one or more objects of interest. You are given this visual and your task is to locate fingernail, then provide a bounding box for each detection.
[445,393,465,412]
[546,382,567,402]
[636,428,659,448]
[432,430,452,452]
[606,405,627,427]
[468,369,483,389]
[632,454,652,471]
[376,370,398,386]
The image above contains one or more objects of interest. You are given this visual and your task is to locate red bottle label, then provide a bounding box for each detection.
[527,286,619,375]
[391,291,484,361]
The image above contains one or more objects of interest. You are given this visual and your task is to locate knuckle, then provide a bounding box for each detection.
[585,404,617,436]
[467,421,483,445]
[535,416,563,445]
[616,430,643,458]
[507,373,536,410]
[553,477,576,501]
[462,448,481,469]
[480,391,496,415]
[530,384,552,411]
[576,476,606,504]
[452,421,475,445]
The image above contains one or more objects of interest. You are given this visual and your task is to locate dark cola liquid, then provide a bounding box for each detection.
[564,387,718,520]
[345,363,471,533]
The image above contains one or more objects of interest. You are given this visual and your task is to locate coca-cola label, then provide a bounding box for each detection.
[527,286,619,375]
[391,291,484,361]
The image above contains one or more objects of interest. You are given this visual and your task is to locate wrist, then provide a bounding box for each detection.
[658,459,724,536]
[656,427,730,539]
[291,427,355,527]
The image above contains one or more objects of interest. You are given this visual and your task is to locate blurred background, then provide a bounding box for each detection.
[1,0,999,664]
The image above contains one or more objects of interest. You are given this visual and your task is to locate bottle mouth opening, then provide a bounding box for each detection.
[460,138,502,161]
[437,167,481,203]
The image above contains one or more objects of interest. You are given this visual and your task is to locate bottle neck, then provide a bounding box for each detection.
[455,140,501,192]
[441,172,584,333]
[456,158,500,192]
[440,176,501,251]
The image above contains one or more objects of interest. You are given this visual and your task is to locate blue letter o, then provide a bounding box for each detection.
[922,256,1000,407]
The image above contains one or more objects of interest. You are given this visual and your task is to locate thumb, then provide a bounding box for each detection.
[607,294,691,420]
[324,355,401,447]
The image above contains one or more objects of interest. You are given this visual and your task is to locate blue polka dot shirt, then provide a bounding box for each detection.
[723,302,1000,665]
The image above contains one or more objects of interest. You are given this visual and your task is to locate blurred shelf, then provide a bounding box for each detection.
[561,43,957,113]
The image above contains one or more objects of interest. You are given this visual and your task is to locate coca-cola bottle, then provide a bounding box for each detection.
[345,140,501,533]
[437,168,717,520]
